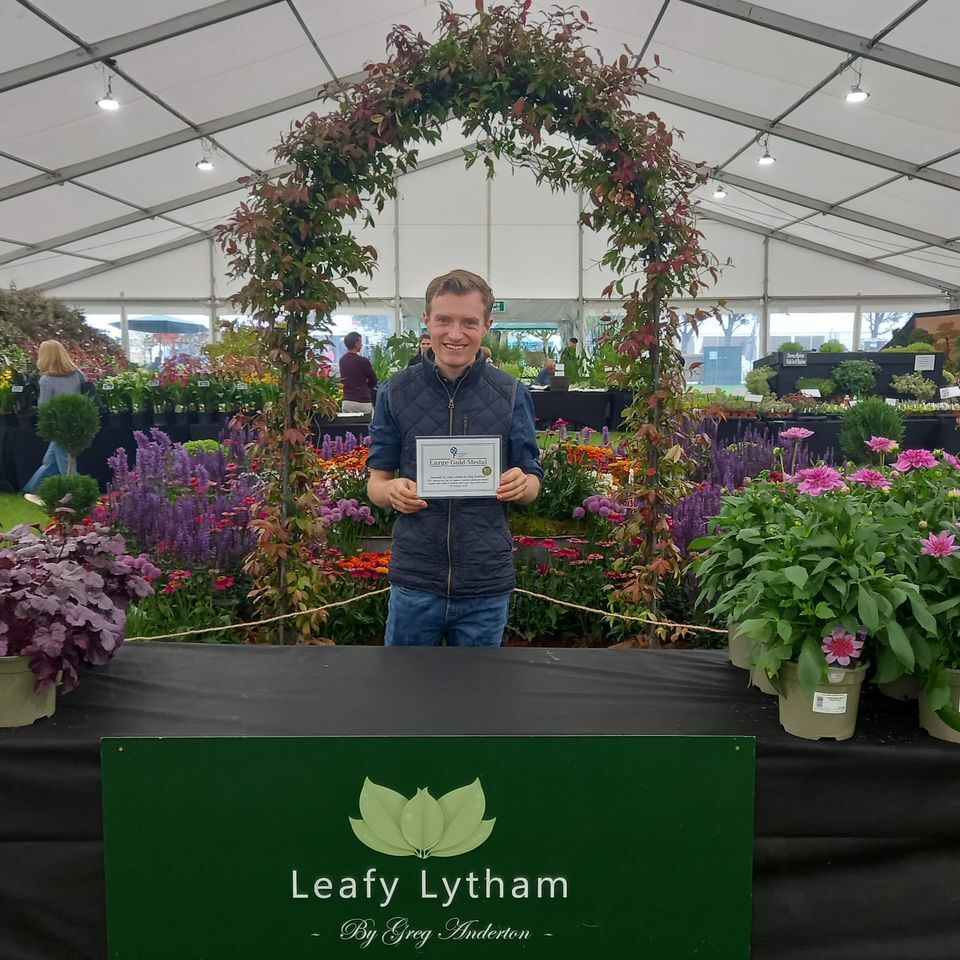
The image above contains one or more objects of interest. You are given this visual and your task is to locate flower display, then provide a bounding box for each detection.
[779,426,814,441]
[213,575,235,590]
[789,465,844,496]
[892,448,938,471]
[866,436,898,454]
[848,468,891,490]
[822,626,866,666]
[920,531,959,557]
[942,451,960,471]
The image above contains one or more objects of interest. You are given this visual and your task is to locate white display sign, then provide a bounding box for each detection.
[914,354,936,372]
[148,379,160,388]
[744,393,764,403]
[415,436,501,499]
[10,385,23,394]
[699,385,716,394]
[555,364,565,376]
[940,386,960,399]
[800,388,821,398]
[885,398,899,406]
[197,380,211,388]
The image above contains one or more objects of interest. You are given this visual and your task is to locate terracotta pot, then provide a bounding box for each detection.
[777,660,868,741]
[727,623,752,670]
[0,656,56,727]
[919,668,960,744]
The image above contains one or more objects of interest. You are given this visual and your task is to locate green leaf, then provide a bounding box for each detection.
[349,818,415,857]
[401,788,445,852]
[783,566,808,590]
[429,818,496,858]
[872,646,904,685]
[908,592,938,636]
[857,585,879,633]
[776,620,793,642]
[797,637,824,694]
[884,621,915,671]
[432,779,487,854]
[358,778,411,851]
[814,602,835,619]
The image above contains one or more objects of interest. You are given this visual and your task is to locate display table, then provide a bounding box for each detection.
[1,644,957,960]
[530,389,610,430]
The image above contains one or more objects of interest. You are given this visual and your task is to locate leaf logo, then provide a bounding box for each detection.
[349,778,495,859]
[449,446,458,458]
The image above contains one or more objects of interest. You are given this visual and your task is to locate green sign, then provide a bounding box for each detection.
[492,300,505,313]
[102,736,754,958]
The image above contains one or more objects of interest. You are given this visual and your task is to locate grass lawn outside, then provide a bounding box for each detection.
[0,493,48,530]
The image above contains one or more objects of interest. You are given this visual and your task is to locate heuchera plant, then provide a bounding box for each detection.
[0,524,160,691]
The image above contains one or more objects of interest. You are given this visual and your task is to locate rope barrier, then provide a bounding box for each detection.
[125,586,726,641]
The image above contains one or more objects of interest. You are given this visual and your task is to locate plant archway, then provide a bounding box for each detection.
[220,1,718,643]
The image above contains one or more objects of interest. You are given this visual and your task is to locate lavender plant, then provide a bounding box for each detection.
[103,429,256,571]
[0,524,160,691]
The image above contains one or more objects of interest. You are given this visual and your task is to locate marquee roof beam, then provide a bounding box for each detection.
[638,86,960,193]
[1,0,284,93]
[678,0,960,88]
[700,207,959,293]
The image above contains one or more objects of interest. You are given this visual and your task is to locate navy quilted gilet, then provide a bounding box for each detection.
[387,354,519,597]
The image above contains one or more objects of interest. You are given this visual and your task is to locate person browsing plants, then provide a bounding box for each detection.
[367,269,542,646]
[338,332,377,414]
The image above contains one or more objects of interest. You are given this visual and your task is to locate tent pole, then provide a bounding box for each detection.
[577,189,586,347]
[852,301,863,350]
[759,237,770,356]
[208,238,217,343]
[393,191,401,334]
[119,295,130,361]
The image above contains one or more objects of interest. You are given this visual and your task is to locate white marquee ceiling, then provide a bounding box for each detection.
[0,0,958,306]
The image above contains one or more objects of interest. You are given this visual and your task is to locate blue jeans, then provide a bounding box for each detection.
[24,442,69,493]
[385,585,511,646]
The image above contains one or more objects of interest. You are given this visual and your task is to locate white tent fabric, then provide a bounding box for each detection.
[1,0,958,312]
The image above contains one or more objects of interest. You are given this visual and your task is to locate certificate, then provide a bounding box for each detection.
[415,436,501,498]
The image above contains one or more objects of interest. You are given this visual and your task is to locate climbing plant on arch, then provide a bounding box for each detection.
[220,1,719,643]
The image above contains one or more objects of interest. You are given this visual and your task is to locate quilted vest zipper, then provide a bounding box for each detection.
[441,370,469,597]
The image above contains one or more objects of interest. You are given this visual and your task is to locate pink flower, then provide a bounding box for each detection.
[892,448,938,471]
[789,465,844,495]
[849,468,891,490]
[920,531,959,557]
[865,436,897,454]
[779,427,814,440]
[213,575,235,590]
[822,626,865,666]
[943,451,960,471]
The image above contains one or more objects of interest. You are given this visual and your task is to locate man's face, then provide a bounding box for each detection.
[424,291,491,378]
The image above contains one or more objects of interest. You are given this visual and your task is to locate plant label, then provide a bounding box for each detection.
[812,692,848,714]
[783,352,807,367]
[885,398,898,406]
[914,354,936,372]
[102,382,115,391]
[198,380,211,388]
[555,364,565,376]
[800,388,821,398]
[744,393,764,403]
[236,382,248,390]
[10,385,22,393]
[149,380,160,388]
[940,386,960,399]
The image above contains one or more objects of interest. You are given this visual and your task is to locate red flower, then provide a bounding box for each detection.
[213,575,234,590]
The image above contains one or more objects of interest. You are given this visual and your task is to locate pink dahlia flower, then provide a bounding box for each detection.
[822,626,865,666]
[865,436,898,454]
[892,448,938,471]
[943,451,960,471]
[790,465,844,495]
[779,426,814,441]
[920,531,959,557]
[849,468,890,490]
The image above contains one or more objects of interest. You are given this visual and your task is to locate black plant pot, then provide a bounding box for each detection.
[17,413,35,430]
[0,412,16,427]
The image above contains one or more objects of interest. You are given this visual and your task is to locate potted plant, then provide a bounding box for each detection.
[36,392,100,475]
[0,523,159,726]
[832,359,880,398]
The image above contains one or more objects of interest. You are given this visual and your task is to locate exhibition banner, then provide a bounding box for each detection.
[102,736,754,958]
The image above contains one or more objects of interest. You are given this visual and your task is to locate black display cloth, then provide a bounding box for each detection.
[531,390,610,430]
[1,643,958,960]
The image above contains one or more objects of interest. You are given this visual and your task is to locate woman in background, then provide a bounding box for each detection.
[23,340,84,503]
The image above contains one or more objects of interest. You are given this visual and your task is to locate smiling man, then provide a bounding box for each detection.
[367,269,542,646]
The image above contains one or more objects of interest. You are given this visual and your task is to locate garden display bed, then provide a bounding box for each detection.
[2,643,958,960]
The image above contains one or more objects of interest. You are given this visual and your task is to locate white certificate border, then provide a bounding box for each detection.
[415,435,502,498]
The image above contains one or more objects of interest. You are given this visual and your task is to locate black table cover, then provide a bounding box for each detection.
[1,644,958,960]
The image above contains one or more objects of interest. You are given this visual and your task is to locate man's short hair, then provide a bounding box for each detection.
[343,331,362,350]
[569,337,579,344]
[425,269,494,319]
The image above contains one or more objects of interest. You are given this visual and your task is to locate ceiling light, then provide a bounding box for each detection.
[845,60,870,104]
[712,183,727,199]
[195,158,215,171]
[195,138,215,172]
[96,75,119,111]
[756,134,775,166]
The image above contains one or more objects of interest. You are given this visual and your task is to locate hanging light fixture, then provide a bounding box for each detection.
[845,61,870,103]
[712,182,727,199]
[96,73,119,111]
[757,134,775,166]
[195,139,215,172]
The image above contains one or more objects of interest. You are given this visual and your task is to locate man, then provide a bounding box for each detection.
[533,358,555,386]
[367,269,542,646]
[339,331,377,414]
[406,332,432,366]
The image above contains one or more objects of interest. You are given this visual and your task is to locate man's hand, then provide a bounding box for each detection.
[496,467,538,503]
[387,477,428,514]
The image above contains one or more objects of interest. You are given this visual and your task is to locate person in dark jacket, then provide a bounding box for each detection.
[406,332,432,366]
[367,269,542,646]
[24,340,85,502]
[338,331,377,414]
